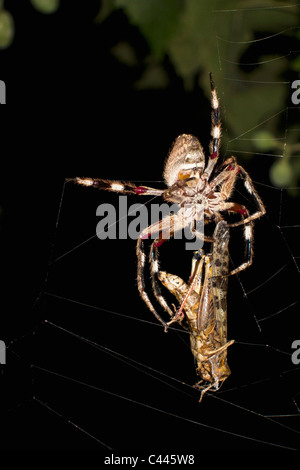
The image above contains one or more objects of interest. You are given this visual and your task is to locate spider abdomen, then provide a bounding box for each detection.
[164,134,206,186]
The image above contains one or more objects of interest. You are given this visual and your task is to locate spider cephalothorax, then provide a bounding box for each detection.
[71,73,265,330]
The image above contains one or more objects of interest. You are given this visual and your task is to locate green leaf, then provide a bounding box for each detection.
[269,159,293,187]
[95,0,116,23]
[252,131,278,151]
[135,60,169,90]
[221,60,287,145]
[30,0,60,15]
[0,10,14,49]
[114,0,183,59]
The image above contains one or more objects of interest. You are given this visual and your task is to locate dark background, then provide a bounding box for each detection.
[1,0,300,452]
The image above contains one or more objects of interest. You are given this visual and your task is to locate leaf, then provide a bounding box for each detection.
[221,60,287,146]
[0,10,14,49]
[30,0,60,14]
[93,0,299,180]
[135,59,169,90]
[113,0,183,59]
[94,0,116,23]
[270,159,293,187]
[167,0,238,89]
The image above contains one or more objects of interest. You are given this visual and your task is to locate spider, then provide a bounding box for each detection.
[71,73,265,331]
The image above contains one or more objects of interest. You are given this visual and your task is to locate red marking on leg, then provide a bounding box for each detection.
[154,239,165,248]
[135,186,148,194]
[230,203,248,216]
[227,164,240,173]
[210,152,218,159]
[237,207,247,216]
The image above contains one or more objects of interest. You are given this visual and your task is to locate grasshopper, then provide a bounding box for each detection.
[158,221,234,401]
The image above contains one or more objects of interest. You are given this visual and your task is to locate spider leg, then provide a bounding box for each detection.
[139,211,211,322]
[213,157,266,226]
[69,177,164,196]
[211,200,254,276]
[207,156,265,276]
[203,73,222,180]
[208,209,253,276]
[137,213,180,329]
[221,194,264,276]
[152,215,213,325]
[206,156,238,192]
[237,165,266,224]
[150,242,174,318]
[140,213,186,320]
[217,208,254,276]
[139,213,178,244]
[208,157,265,225]
[136,237,168,331]
[228,221,254,275]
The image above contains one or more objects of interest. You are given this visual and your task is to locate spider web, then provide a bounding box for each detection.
[2,2,300,453]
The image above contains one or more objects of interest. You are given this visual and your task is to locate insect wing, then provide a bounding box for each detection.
[211,221,230,345]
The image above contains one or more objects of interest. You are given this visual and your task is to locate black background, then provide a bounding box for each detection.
[1,0,300,452]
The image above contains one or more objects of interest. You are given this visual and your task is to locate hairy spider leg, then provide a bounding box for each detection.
[235,165,266,226]
[140,212,213,321]
[202,72,222,180]
[200,156,253,273]
[70,177,164,197]
[203,154,265,276]
[149,243,174,319]
[71,175,214,326]
[225,164,265,275]
[138,213,184,324]
[136,237,168,331]
[213,158,266,227]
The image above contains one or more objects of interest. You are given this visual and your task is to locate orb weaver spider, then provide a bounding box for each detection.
[70,73,265,331]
